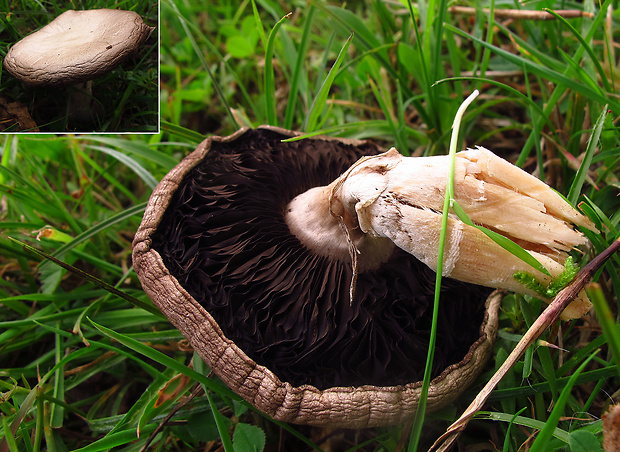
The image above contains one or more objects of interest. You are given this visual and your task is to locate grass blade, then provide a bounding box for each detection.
[90,320,237,450]
[264,13,291,126]
[544,8,611,93]
[588,282,620,376]
[304,34,353,132]
[84,137,179,170]
[476,411,570,443]
[283,5,315,130]
[408,90,479,451]
[250,0,267,48]
[47,202,146,259]
[9,237,163,318]
[86,146,159,190]
[89,319,238,401]
[161,121,206,144]
[568,107,608,204]
[528,351,598,451]
[451,201,551,276]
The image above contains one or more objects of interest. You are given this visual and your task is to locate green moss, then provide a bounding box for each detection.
[513,256,579,298]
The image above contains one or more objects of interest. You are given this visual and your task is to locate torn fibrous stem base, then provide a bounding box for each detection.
[285,146,597,320]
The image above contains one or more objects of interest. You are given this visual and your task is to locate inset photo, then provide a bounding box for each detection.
[0,1,159,133]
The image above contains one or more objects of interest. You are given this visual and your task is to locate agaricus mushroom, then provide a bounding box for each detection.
[133,127,593,427]
[3,9,154,123]
[133,127,591,428]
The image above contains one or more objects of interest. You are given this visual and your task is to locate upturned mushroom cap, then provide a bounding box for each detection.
[133,127,500,428]
[3,9,154,87]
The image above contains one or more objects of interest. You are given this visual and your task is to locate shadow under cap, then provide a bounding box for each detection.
[132,126,500,428]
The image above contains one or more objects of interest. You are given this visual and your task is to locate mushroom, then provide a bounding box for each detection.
[136,126,580,427]
[3,9,154,124]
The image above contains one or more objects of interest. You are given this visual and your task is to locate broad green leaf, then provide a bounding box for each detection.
[568,429,604,452]
[227,35,255,58]
[233,423,266,452]
[186,410,220,442]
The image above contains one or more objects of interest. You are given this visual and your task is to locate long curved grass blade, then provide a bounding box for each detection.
[476,411,570,443]
[161,121,206,144]
[284,6,315,129]
[557,47,605,95]
[408,90,480,451]
[90,320,237,451]
[451,201,551,276]
[568,107,608,204]
[47,203,146,259]
[89,319,238,398]
[528,351,598,451]
[282,119,424,143]
[207,391,234,452]
[33,321,163,379]
[367,75,406,152]
[9,237,163,318]
[588,283,620,376]
[264,13,291,126]
[544,8,611,93]
[84,137,179,170]
[70,425,157,452]
[86,146,158,189]
[304,33,353,132]
[250,0,267,48]
[502,408,528,452]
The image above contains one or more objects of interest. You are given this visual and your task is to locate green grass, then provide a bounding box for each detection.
[0,0,159,133]
[1,0,620,450]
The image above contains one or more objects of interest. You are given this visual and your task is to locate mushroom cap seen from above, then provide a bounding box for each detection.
[3,9,154,87]
[133,126,501,428]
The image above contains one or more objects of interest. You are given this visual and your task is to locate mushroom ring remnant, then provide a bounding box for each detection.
[133,127,503,428]
[3,9,154,87]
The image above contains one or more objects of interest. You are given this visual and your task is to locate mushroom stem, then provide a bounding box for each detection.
[286,186,395,272]
[287,146,597,320]
[67,81,101,125]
